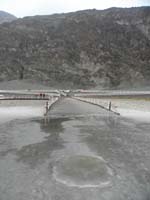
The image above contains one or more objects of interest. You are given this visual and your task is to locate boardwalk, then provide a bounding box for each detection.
[48,97,114,118]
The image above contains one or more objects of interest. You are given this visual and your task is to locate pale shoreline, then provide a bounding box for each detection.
[0,98,150,123]
[96,98,150,122]
[0,100,47,124]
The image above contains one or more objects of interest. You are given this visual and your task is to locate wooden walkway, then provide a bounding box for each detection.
[47,97,117,118]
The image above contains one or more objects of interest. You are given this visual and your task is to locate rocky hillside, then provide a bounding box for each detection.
[0,11,16,24]
[0,7,150,89]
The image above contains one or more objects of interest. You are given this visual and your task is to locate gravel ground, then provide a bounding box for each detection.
[0,80,50,90]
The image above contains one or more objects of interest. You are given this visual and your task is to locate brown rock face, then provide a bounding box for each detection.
[0,7,150,89]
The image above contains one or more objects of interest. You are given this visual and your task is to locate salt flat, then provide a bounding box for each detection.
[0,97,150,199]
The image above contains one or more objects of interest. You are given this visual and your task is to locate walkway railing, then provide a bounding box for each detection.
[0,96,49,100]
[44,96,60,116]
[74,97,120,115]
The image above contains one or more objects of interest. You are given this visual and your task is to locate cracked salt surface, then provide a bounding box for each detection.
[53,155,114,188]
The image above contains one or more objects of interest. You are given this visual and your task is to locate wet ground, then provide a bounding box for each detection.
[0,98,150,200]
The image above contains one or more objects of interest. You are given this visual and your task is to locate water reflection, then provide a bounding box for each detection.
[41,117,69,134]
[16,118,69,168]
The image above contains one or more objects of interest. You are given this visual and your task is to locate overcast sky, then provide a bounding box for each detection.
[0,0,150,18]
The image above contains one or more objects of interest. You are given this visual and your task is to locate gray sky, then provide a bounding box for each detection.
[0,0,150,18]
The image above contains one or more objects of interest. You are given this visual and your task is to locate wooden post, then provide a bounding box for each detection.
[45,101,49,114]
[109,101,111,111]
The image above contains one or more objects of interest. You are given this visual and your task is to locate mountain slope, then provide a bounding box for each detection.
[0,7,150,88]
[0,11,16,24]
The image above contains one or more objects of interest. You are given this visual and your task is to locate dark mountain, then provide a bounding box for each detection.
[0,7,150,89]
[0,11,16,24]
